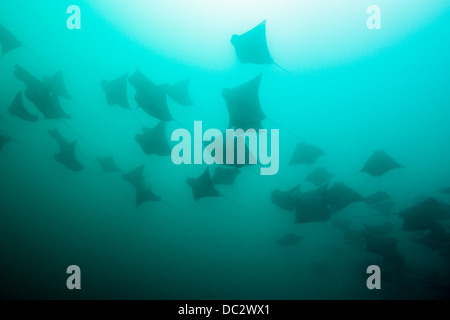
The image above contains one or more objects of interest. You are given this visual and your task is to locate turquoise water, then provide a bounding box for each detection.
[0,1,450,299]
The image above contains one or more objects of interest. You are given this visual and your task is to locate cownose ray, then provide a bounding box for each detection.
[211,167,241,186]
[122,165,162,207]
[294,183,330,224]
[222,74,266,131]
[305,167,334,186]
[48,128,84,172]
[129,69,173,122]
[167,78,194,106]
[0,23,21,58]
[231,20,289,73]
[96,156,121,173]
[43,70,72,100]
[415,225,450,250]
[135,121,171,156]
[271,184,300,212]
[399,197,448,232]
[289,141,325,166]
[363,231,404,265]
[327,182,366,211]
[333,220,366,250]
[277,233,303,246]
[101,73,129,109]
[362,222,394,236]
[360,150,404,177]
[8,92,38,122]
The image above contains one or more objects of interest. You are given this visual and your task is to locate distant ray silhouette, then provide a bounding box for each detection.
[360,151,404,177]
[8,92,38,122]
[231,20,288,73]
[135,121,171,156]
[399,197,448,231]
[222,74,266,131]
[415,225,450,250]
[48,128,84,172]
[290,141,325,166]
[363,222,393,236]
[0,23,21,58]
[186,168,220,202]
[363,231,404,264]
[0,132,11,150]
[14,64,70,120]
[365,191,391,205]
[101,73,129,109]
[129,68,156,94]
[327,182,366,211]
[439,187,450,195]
[122,165,146,190]
[135,185,161,207]
[122,165,161,207]
[305,167,333,186]
[277,233,303,246]
[211,167,241,186]
[128,69,173,121]
[43,70,72,100]
[96,156,121,173]
[168,78,194,106]
[294,183,330,224]
[271,184,300,212]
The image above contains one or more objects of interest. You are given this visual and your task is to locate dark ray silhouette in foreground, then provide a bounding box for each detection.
[186,168,220,202]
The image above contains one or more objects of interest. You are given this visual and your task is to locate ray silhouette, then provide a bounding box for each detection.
[168,78,194,106]
[48,128,84,172]
[0,23,21,58]
[135,121,171,156]
[8,92,38,122]
[43,70,72,100]
[222,74,266,131]
[231,20,288,73]
[290,141,325,166]
[327,182,366,211]
[294,183,330,224]
[101,73,129,109]
[271,184,300,212]
[122,165,162,207]
[305,167,334,186]
[96,156,121,173]
[360,151,404,177]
